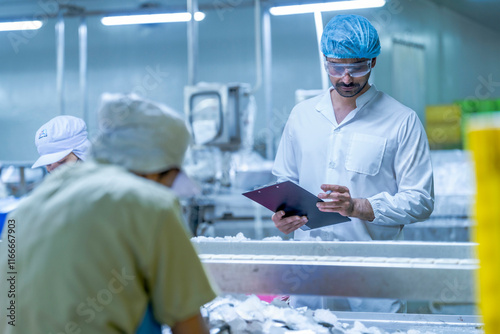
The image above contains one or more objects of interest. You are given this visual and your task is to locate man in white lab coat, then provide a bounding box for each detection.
[272,14,434,312]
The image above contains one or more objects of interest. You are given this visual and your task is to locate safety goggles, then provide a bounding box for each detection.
[324,59,372,78]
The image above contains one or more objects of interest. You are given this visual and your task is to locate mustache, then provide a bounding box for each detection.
[336,83,359,88]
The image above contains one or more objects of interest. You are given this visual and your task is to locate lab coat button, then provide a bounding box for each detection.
[329,161,336,168]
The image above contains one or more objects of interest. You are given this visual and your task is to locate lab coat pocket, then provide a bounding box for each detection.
[345,133,386,176]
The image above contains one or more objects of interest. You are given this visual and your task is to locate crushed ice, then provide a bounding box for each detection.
[197,294,438,334]
[191,232,323,243]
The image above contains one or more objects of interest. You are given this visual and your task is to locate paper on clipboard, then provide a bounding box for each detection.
[242,181,350,230]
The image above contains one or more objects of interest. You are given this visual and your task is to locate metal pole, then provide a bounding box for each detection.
[79,16,88,125]
[262,11,274,160]
[56,13,65,115]
[314,11,329,90]
[250,0,262,94]
[187,0,199,86]
[18,166,27,196]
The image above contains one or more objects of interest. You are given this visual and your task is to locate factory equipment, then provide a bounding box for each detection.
[0,197,20,235]
[0,162,44,234]
[192,239,482,333]
[185,82,251,151]
[201,294,482,334]
[404,150,475,242]
[184,82,273,189]
[194,240,477,302]
[0,161,46,197]
[183,82,276,236]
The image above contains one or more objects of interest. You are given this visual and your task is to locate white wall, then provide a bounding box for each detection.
[0,0,499,161]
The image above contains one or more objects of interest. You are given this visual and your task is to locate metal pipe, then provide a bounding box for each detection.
[18,166,27,196]
[262,10,274,160]
[314,11,329,90]
[79,16,88,125]
[55,13,65,115]
[187,0,199,86]
[250,0,262,94]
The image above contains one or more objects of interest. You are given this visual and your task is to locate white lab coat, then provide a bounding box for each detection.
[273,85,434,242]
[273,85,434,312]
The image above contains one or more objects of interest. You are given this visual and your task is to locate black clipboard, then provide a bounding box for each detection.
[242,181,350,230]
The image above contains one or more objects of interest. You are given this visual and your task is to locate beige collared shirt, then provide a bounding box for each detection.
[0,161,216,333]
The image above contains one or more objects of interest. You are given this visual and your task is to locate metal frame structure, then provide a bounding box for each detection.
[194,240,482,331]
[194,240,478,303]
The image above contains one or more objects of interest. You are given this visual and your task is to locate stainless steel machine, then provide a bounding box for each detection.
[183,83,276,236]
[185,82,252,151]
[193,239,482,333]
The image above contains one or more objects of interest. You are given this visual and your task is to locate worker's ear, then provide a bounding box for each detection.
[371,57,377,68]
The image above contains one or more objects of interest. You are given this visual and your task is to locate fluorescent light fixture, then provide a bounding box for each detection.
[0,20,43,32]
[270,0,386,15]
[101,12,205,26]
[193,12,206,21]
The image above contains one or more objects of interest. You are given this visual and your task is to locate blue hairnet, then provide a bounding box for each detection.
[321,14,381,59]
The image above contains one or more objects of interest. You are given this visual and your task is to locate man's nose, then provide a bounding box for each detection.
[341,71,353,83]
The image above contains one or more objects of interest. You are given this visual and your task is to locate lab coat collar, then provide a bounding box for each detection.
[315,84,379,126]
[315,88,337,125]
[356,84,378,109]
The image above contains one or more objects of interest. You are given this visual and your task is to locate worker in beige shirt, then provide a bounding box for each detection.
[0,93,216,333]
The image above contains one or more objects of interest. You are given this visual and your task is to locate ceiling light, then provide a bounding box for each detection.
[270,0,386,16]
[0,20,43,32]
[101,12,205,26]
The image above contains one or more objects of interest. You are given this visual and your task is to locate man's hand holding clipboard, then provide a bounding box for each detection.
[242,181,351,234]
[316,184,375,222]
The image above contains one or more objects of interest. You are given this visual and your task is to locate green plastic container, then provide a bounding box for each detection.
[456,99,478,114]
[476,99,498,113]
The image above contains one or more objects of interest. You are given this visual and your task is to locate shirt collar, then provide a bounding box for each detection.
[315,88,337,125]
[315,84,379,126]
[355,84,378,109]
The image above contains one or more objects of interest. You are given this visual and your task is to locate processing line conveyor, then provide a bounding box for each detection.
[193,240,482,332]
[193,240,477,303]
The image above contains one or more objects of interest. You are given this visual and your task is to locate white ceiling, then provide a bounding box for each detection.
[0,0,499,33]
[428,0,500,33]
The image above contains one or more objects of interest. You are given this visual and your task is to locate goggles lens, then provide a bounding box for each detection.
[324,59,372,78]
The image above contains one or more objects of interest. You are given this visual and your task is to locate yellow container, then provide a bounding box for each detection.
[426,104,462,124]
[426,104,463,149]
[467,113,500,333]
[426,123,462,144]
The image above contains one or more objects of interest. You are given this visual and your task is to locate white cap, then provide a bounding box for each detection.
[32,116,91,169]
[92,93,191,174]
